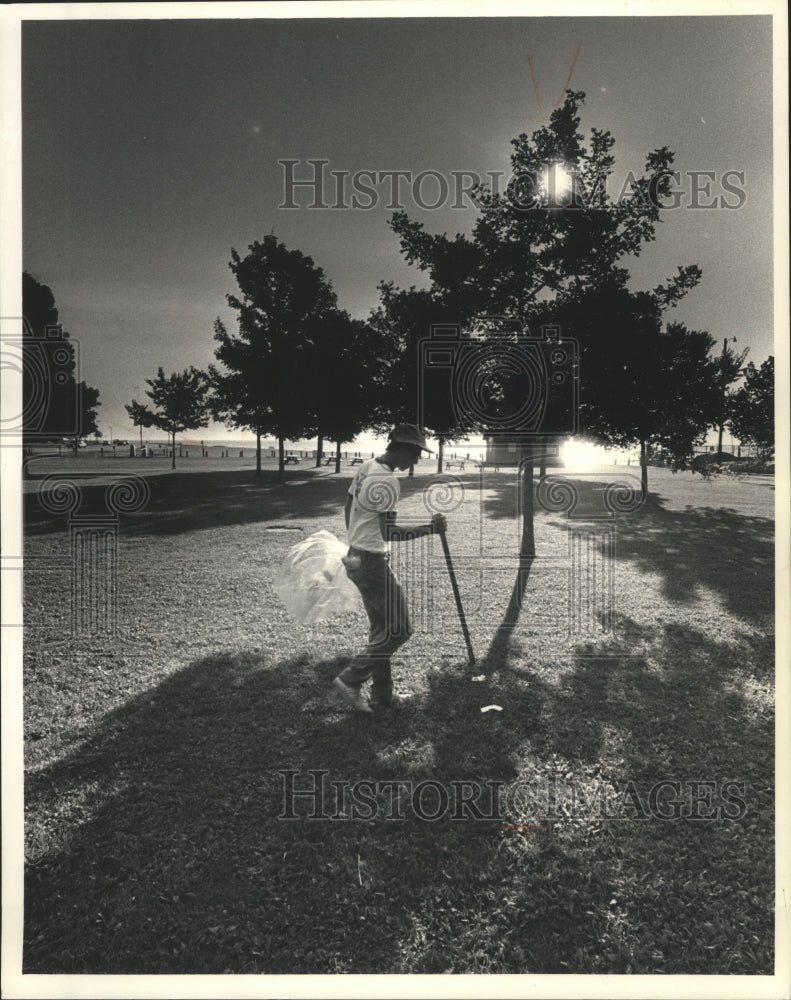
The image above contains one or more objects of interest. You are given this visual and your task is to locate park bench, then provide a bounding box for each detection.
[474,461,500,472]
[445,460,466,470]
[350,457,364,465]
[284,456,300,465]
[323,457,337,466]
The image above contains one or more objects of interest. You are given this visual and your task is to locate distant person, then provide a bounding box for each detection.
[333,424,445,714]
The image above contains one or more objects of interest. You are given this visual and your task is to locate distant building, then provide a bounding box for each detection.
[484,433,762,468]
[692,429,757,458]
[485,436,563,466]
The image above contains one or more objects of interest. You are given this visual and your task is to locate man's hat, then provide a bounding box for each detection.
[388,423,434,454]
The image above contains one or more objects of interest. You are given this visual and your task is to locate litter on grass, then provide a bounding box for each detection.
[481,705,503,713]
[273,530,362,623]
[471,675,486,682]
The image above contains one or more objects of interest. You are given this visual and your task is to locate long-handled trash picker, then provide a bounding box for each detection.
[437,527,476,665]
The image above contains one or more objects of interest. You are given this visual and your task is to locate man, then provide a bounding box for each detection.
[333,424,446,714]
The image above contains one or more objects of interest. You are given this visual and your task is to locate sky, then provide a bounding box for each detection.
[15,7,780,442]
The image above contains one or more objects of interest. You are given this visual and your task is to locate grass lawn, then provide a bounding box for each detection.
[21,457,775,974]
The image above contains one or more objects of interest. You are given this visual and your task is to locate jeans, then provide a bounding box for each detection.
[337,546,413,700]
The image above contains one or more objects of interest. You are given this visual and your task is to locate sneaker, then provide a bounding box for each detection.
[333,677,373,714]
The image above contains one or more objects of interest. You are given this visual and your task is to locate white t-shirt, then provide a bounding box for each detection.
[347,458,400,553]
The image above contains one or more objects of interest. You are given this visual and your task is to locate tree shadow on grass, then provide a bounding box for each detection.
[23,649,383,973]
[26,645,527,975]
[24,593,773,975]
[24,470,346,538]
[22,462,775,973]
[482,475,773,627]
[414,602,773,974]
[24,468,457,540]
[24,642,529,975]
[478,558,535,677]
[608,499,773,626]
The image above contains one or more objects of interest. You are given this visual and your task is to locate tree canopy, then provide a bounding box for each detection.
[553,281,719,488]
[301,309,383,470]
[729,356,774,458]
[386,90,706,549]
[22,271,102,451]
[390,91,700,323]
[712,338,750,456]
[367,283,476,470]
[126,367,211,469]
[212,235,339,479]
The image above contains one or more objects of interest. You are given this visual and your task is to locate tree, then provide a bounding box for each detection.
[211,236,337,481]
[367,283,473,474]
[648,322,721,472]
[388,91,702,554]
[302,310,383,473]
[729,356,774,458]
[125,399,150,451]
[208,328,269,475]
[22,271,102,458]
[558,282,659,493]
[556,281,719,492]
[126,367,211,470]
[73,382,101,456]
[712,338,749,456]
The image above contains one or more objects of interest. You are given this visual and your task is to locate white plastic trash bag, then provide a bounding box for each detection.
[273,530,362,624]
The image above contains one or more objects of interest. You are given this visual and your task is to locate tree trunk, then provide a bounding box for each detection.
[256,431,262,477]
[278,436,285,483]
[73,436,78,458]
[640,438,648,495]
[171,430,176,470]
[335,440,342,474]
[539,440,547,482]
[315,433,323,468]
[437,436,445,475]
[717,421,724,457]
[520,443,536,559]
